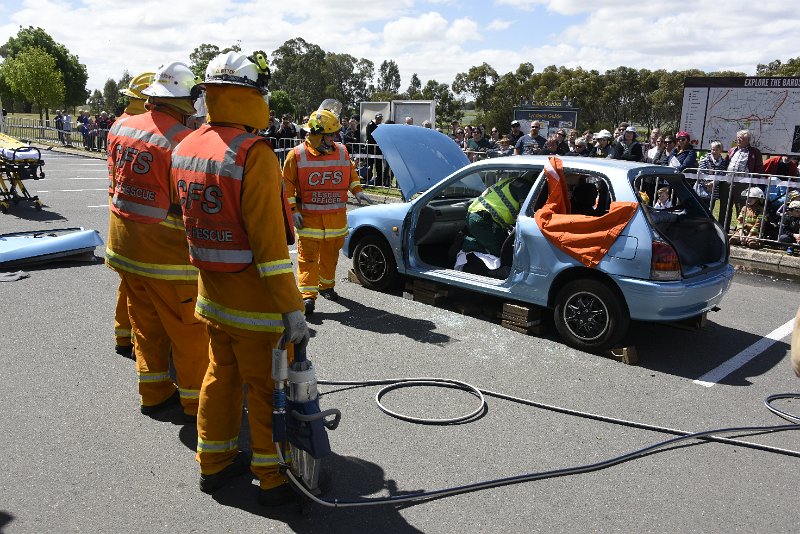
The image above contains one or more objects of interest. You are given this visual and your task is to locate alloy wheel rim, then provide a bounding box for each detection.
[562,291,609,342]
[357,243,387,282]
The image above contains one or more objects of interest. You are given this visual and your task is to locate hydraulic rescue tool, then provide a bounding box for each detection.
[272,336,341,495]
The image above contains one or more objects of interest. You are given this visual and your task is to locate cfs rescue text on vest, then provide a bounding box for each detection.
[115,182,156,201]
[176,180,222,214]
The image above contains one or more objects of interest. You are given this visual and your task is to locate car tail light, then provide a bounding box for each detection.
[651,240,681,281]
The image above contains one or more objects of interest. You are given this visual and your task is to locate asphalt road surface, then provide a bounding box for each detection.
[1,151,799,533]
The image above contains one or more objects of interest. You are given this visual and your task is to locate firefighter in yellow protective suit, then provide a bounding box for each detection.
[283,100,373,315]
[171,51,309,507]
[105,62,209,419]
[110,71,154,358]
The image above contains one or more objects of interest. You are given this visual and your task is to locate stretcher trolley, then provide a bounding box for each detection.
[0,132,45,213]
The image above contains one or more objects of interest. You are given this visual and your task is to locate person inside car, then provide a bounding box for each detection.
[456,173,536,276]
[654,186,672,209]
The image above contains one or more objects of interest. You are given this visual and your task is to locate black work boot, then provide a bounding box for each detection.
[319,288,339,301]
[115,343,134,359]
[258,483,300,507]
[199,451,252,493]
[140,389,180,415]
[303,298,315,316]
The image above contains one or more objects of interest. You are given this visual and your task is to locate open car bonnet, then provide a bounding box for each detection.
[371,124,470,200]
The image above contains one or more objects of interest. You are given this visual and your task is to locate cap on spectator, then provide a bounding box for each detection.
[595,129,613,139]
[788,200,800,210]
[375,113,383,119]
[788,190,800,201]
[451,119,459,124]
[625,126,637,133]
[575,138,587,146]
[676,131,690,139]
[511,120,520,126]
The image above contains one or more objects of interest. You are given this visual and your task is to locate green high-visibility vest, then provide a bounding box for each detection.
[468,177,521,230]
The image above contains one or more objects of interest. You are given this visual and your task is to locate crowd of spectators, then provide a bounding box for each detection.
[52,109,114,152]
[38,106,800,252]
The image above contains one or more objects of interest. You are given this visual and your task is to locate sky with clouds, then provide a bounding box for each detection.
[1,0,798,94]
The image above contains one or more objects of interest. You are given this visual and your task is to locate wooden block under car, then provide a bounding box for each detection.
[669,312,708,331]
[604,346,638,365]
[413,279,449,297]
[501,319,544,335]
[347,269,362,285]
[412,288,447,306]
[500,303,540,322]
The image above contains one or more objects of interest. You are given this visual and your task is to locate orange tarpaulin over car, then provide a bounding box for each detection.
[534,157,639,269]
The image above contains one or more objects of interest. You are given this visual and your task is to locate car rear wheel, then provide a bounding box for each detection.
[352,234,398,291]
[553,279,629,352]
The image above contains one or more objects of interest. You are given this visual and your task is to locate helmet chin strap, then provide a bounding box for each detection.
[317,138,335,154]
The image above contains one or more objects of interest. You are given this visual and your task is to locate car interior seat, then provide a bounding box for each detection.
[571,182,599,216]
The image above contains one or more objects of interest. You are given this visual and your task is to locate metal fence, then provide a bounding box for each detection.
[4,117,110,152]
[4,117,403,194]
[683,168,800,249]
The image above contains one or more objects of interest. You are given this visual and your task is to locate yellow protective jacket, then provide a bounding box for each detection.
[283,141,363,241]
[105,109,197,283]
[468,176,526,230]
[173,131,304,332]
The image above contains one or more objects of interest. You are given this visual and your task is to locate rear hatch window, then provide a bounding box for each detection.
[633,173,727,277]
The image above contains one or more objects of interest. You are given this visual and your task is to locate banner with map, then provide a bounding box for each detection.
[680,76,800,155]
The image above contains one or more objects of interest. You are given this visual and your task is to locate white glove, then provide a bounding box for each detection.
[282,310,309,346]
[355,191,373,205]
[292,212,304,229]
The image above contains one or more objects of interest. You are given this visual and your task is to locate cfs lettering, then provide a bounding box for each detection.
[308,170,343,186]
[114,144,154,174]
[176,179,223,214]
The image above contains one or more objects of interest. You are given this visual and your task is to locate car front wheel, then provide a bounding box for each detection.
[352,234,398,291]
[553,279,629,352]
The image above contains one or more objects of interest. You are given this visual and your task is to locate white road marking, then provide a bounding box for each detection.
[70,177,108,180]
[87,205,108,208]
[693,318,795,387]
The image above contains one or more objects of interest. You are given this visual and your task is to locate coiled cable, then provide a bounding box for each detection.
[281,377,800,508]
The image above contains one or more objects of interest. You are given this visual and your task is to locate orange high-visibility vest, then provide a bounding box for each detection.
[172,125,294,272]
[107,111,189,223]
[107,112,131,196]
[294,143,351,215]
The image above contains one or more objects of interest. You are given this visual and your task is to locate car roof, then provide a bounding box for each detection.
[466,155,682,177]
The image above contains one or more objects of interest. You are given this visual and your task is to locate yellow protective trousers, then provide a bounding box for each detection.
[196,323,292,490]
[297,236,345,300]
[114,277,133,348]
[121,274,210,416]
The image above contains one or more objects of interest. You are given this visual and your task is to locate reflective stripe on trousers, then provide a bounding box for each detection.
[106,248,199,281]
[197,323,290,489]
[195,295,284,333]
[297,236,345,300]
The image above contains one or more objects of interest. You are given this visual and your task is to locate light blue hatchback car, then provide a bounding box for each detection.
[344,125,734,351]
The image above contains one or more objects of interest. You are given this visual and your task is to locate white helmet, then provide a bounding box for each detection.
[741,187,764,200]
[202,51,270,94]
[142,62,197,98]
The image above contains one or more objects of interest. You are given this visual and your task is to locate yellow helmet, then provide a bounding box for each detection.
[304,99,343,134]
[120,71,155,100]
